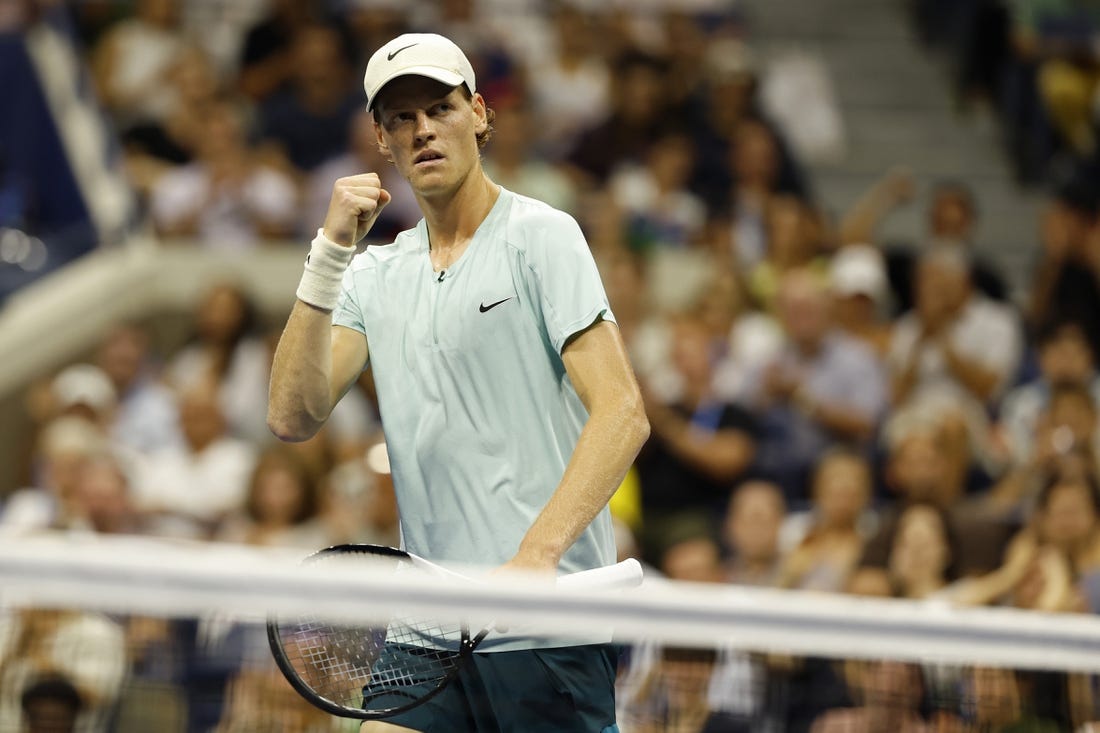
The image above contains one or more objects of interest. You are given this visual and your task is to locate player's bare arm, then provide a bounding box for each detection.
[267,174,389,442]
[505,320,650,573]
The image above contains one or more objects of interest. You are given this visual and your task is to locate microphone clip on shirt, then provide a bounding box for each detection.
[437,270,446,282]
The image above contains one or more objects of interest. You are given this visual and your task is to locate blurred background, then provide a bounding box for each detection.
[5,0,1100,730]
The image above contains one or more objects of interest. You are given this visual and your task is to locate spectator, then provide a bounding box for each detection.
[722,480,786,587]
[121,45,222,192]
[45,363,118,434]
[719,118,794,272]
[889,246,1023,411]
[829,244,892,359]
[1000,320,1100,469]
[748,269,887,503]
[0,609,127,733]
[89,0,185,129]
[747,194,830,313]
[319,438,400,547]
[886,503,959,600]
[921,180,1008,302]
[812,661,935,733]
[68,453,145,536]
[778,450,872,593]
[131,384,257,539]
[635,316,757,560]
[0,425,84,533]
[966,667,1063,733]
[609,126,707,254]
[95,322,182,455]
[618,647,721,733]
[841,171,1008,310]
[340,2,410,72]
[690,39,809,213]
[1028,182,1100,361]
[177,0,269,80]
[1,412,111,537]
[166,282,271,444]
[216,446,329,549]
[696,271,785,404]
[658,521,725,583]
[1010,0,1100,158]
[860,411,1010,583]
[525,2,611,158]
[215,663,332,733]
[987,383,1100,520]
[953,468,1099,613]
[257,24,363,174]
[482,98,579,216]
[20,676,83,733]
[150,98,299,247]
[566,49,671,185]
[236,0,327,102]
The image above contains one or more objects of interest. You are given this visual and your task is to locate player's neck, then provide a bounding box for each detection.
[420,169,499,251]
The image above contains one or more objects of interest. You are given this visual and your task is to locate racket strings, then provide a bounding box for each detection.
[275,605,471,711]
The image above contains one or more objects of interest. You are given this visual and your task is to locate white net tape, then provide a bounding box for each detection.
[3,533,1100,673]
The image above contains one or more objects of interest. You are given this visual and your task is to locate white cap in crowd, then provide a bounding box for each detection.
[363,33,476,111]
[829,244,887,303]
[51,364,117,414]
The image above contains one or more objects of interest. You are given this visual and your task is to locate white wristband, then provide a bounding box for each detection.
[296,229,355,311]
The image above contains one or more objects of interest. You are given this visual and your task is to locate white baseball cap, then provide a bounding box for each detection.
[52,363,117,413]
[363,33,476,111]
[830,244,887,302]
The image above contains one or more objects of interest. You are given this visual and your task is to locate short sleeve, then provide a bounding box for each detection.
[519,210,614,353]
[332,263,366,335]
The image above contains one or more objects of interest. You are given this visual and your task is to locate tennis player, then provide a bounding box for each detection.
[267,33,650,732]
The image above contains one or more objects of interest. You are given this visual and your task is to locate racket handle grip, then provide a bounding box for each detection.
[557,558,643,591]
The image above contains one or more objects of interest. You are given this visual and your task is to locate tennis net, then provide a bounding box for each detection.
[2,533,1099,732]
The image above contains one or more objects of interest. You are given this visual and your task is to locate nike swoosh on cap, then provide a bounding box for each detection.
[387,44,417,61]
[479,297,512,313]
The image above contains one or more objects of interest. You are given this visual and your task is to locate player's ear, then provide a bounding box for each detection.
[471,92,488,135]
[375,121,394,164]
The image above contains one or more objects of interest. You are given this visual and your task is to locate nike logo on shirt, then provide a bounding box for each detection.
[479,297,512,313]
[387,44,417,60]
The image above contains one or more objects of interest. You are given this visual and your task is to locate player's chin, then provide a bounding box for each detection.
[408,172,453,196]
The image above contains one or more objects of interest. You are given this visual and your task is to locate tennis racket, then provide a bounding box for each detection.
[266,543,643,720]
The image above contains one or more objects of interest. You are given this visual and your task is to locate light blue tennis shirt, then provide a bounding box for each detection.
[333,188,617,580]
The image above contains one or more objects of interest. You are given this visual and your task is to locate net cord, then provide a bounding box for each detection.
[1,534,1098,672]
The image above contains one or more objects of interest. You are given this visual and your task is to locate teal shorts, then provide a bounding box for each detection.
[363,643,620,732]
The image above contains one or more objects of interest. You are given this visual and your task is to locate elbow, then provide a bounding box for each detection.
[266,410,320,444]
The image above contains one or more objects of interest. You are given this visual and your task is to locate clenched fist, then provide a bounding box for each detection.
[323,173,392,246]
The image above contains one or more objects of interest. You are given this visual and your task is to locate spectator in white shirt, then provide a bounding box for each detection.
[133,384,257,538]
[889,246,1023,411]
[151,98,298,249]
[95,322,183,455]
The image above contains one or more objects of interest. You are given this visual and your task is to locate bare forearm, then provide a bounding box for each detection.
[838,180,900,245]
[942,346,1000,402]
[516,401,649,569]
[268,173,383,440]
[268,301,338,441]
[810,400,875,441]
[650,407,753,481]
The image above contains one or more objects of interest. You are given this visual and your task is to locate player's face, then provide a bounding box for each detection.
[374,78,487,198]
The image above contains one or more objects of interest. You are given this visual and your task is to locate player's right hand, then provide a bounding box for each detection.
[323,173,392,246]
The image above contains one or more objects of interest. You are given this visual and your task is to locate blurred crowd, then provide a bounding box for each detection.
[4,0,1100,731]
[919,0,1100,186]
